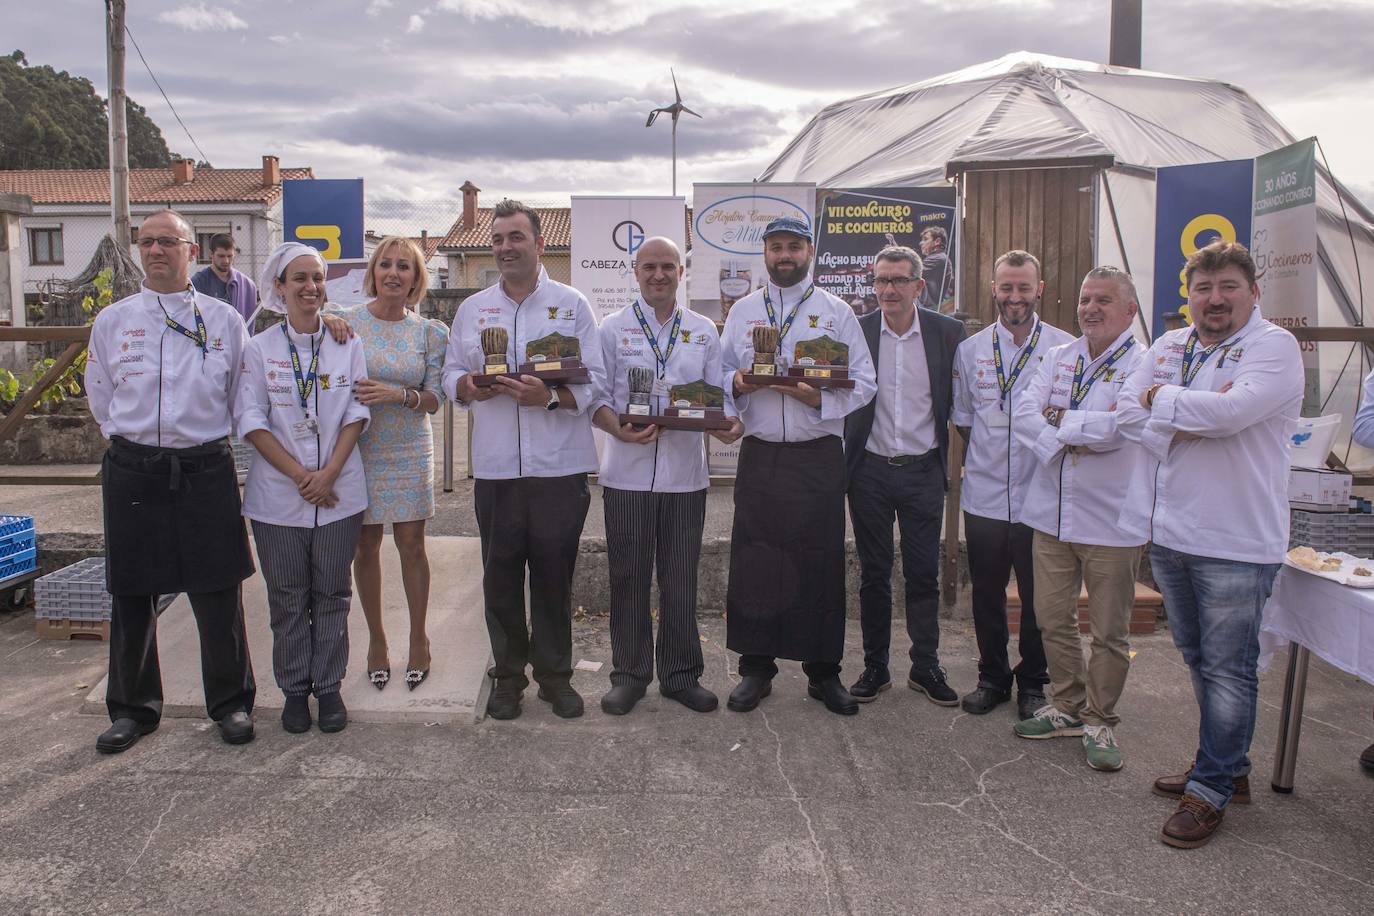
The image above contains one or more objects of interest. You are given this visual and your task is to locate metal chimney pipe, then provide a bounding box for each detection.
[1109,0,1142,69]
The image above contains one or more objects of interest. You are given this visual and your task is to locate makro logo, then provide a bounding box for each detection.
[612,220,646,257]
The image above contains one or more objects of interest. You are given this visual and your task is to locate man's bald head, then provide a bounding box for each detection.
[633,236,684,313]
[636,236,682,265]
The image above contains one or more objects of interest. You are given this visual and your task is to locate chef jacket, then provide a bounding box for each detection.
[595,301,734,492]
[953,315,1075,522]
[1117,307,1302,564]
[1014,326,1147,547]
[719,277,876,443]
[442,266,606,479]
[86,284,248,448]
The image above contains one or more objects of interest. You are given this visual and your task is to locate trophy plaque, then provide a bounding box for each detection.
[619,374,732,432]
[741,329,855,389]
[471,330,590,387]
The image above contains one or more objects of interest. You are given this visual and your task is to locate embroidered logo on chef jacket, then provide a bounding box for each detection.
[319,374,332,390]
[210,336,224,351]
[680,330,692,344]
[693,333,709,346]
[546,307,576,321]
[1228,348,1244,362]
[808,314,819,328]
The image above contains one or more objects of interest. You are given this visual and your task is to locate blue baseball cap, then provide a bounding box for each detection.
[762,215,813,242]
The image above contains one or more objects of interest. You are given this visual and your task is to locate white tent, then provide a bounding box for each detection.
[762,51,1374,462]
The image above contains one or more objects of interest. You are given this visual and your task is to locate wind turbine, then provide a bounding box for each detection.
[645,69,701,196]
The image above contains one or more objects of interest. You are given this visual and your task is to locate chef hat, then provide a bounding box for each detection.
[258,242,327,314]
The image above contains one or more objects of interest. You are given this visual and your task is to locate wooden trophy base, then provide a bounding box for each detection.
[742,366,855,389]
[472,358,590,387]
[619,408,733,432]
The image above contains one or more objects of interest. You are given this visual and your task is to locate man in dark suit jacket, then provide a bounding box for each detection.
[843,245,965,705]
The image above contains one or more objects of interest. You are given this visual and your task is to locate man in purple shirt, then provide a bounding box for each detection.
[191,233,258,324]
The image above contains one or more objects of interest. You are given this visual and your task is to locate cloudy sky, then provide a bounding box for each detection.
[7,0,1373,234]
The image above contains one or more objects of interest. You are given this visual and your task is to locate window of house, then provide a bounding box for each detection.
[29,227,63,265]
[195,230,230,263]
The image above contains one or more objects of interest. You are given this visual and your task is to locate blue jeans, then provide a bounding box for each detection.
[1150,545,1279,810]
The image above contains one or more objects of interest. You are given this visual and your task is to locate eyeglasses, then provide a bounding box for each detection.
[871,276,918,289]
[136,236,191,250]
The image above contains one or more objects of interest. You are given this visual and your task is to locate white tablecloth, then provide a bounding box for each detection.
[1260,566,1374,684]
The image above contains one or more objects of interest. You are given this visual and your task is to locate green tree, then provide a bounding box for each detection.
[0,49,173,169]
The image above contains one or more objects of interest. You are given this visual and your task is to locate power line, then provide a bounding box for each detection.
[122,22,212,165]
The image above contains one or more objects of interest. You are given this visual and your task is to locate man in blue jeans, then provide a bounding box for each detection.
[1118,240,1303,847]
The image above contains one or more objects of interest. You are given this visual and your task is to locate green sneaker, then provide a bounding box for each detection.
[1013,705,1084,739]
[1083,725,1124,771]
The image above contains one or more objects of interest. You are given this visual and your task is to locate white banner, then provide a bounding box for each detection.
[571,196,686,320]
[688,182,816,322]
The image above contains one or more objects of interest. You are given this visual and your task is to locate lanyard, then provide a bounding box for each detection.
[159,290,207,360]
[1180,330,1233,388]
[992,321,1042,404]
[631,301,682,379]
[762,283,814,344]
[1070,337,1134,409]
[283,322,320,413]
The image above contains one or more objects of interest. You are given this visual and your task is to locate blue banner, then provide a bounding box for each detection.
[283,179,364,260]
[1151,159,1252,338]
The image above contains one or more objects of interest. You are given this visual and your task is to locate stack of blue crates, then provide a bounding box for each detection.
[0,515,37,585]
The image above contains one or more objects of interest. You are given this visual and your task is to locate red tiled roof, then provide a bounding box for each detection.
[439,206,696,251]
[0,166,313,206]
[365,232,444,261]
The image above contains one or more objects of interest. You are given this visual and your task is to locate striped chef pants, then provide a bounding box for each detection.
[603,487,708,692]
[250,512,364,698]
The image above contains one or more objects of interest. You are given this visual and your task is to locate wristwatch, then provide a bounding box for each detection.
[545,386,560,411]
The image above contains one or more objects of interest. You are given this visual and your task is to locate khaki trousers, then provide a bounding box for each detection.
[1031,530,1141,727]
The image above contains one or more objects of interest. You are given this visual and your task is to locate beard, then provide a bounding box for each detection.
[996,296,1037,326]
[767,259,810,288]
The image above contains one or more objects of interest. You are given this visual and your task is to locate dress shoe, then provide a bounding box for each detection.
[600,683,646,716]
[907,666,959,706]
[807,677,859,716]
[848,667,891,703]
[281,695,312,734]
[1016,689,1048,721]
[961,685,1011,715]
[368,665,390,691]
[661,683,719,712]
[537,683,585,718]
[96,717,158,754]
[486,681,524,720]
[1153,766,1251,804]
[405,667,430,692]
[317,692,347,733]
[217,711,255,745]
[727,675,772,712]
[1160,793,1224,849]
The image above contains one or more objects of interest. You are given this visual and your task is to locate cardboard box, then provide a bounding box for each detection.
[1288,467,1352,509]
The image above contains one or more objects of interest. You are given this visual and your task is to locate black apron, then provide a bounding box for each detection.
[726,435,846,662]
[101,437,255,596]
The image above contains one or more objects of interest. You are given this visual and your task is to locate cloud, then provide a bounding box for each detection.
[156,3,249,32]
[366,0,394,15]
[406,14,426,34]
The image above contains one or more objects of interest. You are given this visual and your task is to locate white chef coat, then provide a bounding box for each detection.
[1014,327,1147,547]
[86,284,248,448]
[953,316,1075,522]
[594,301,734,492]
[1117,307,1302,564]
[235,321,371,528]
[442,266,606,479]
[719,277,876,443]
[866,314,937,458]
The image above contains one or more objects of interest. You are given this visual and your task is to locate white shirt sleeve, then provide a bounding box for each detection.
[345,338,372,432]
[818,306,877,422]
[1115,342,1174,461]
[951,339,974,428]
[594,317,618,416]
[565,297,602,417]
[85,316,114,435]
[1151,332,1303,438]
[1013,351,1065,467]
[1355,369,1374,449]
[223,310,250,417]
[442,313,470,407]
[234,341,272,440]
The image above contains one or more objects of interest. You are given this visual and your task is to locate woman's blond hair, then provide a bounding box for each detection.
[364,236,429,306]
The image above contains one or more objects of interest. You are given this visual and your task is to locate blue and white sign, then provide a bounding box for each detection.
[283,178,365,261]
[571,196,686,320]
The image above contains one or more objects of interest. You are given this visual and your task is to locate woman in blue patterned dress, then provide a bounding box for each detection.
[340,237,448,691]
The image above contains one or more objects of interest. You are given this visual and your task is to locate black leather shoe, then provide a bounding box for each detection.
[537,683,585,719]
[96,717,157,754]
[1017,689,1048,721]
[486,682,524,720]
[281,695,311,734]
[317,692,347,733]
[961,685,1011,715]
[908,666,959,706]
[849,667,891,703]
[808,677,859,715]
[727,675,772,712]
[600,683,646,715]
[217,711,255,745]
[661,683,719,712]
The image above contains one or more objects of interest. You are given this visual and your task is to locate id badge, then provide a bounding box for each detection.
[986,404,1011,428]
[651,377,671,399]
[291,417,319,440]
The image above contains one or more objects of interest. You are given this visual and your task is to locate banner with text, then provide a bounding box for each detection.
[571,196,686,320]
[689,182,816,323]
[814,187,958,315]
[283,179,365,261]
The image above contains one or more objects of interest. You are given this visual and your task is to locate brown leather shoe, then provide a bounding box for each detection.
[1152,766,1250,804]
[1160,793,1224,848]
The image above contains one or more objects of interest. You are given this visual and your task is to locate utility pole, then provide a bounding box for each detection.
[106,0,131,250]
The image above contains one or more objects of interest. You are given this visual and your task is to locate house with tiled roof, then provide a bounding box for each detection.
[0,156,311,296]
[438,182,573,288]
[363,231,449,288]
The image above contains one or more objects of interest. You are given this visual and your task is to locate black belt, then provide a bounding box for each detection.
[866,447,937,467]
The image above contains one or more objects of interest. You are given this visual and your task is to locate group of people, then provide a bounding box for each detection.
[86,201,1303,851]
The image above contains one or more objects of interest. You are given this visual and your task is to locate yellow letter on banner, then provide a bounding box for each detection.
[1176,214,1237,300]
[295,225,342,260]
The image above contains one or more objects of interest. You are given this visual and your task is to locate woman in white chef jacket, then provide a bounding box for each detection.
[236,243,370,735]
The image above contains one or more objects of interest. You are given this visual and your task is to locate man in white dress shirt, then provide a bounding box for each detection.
[443,199,607,721]
[1118,240,1302,847]
[952,250,1074,720]
[1012,266,1147,772]
[86,209,256,753]
[593,237,744,715]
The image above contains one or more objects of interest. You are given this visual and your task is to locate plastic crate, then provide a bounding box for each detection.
[0,515,36,573]
[1289,508,1374,555]
[0,515,35,539]
[0,546,37,582]
[34,557,178,621]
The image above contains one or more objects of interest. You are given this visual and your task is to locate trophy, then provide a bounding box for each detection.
[469,326,511,384]
[784,335,855,389]
[619,373,732,431]
[741,326,779,384]
[625,366,653,418]
[472,329,590,387]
